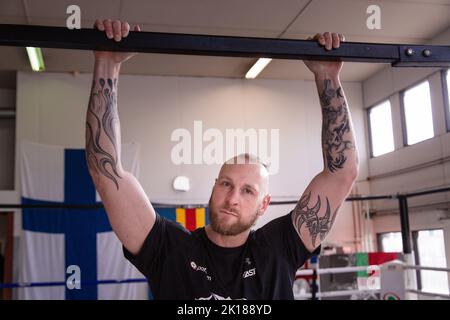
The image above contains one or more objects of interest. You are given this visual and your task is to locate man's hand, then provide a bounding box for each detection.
[303,32,345,77]
[93,19,141,64]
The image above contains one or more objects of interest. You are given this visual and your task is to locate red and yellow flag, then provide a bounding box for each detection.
[176,207,206,231]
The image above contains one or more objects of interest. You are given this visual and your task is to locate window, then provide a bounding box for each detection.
[444,69,450,132]
[415,229,449,295]
[402,81,434,145]
[369,100,395,157]
[378,232,403,252]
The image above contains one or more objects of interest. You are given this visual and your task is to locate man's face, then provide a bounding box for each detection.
[208,163,269,236]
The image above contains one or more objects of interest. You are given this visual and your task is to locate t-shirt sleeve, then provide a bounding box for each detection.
[257,211,320,271]
[122,213,189,279]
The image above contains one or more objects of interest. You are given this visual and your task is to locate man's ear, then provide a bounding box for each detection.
[258,194,271,216]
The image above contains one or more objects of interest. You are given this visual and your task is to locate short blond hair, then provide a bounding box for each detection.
[224,153,269,171]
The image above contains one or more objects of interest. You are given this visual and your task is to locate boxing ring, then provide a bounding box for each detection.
[1,185,450,299]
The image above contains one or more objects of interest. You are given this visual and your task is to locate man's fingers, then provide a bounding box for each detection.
[112,20,122,41]
[94,19,104,31]
[339,33,345,42]
[312,33,325,46]
[122,21,130,38]
[103,19,113,39]
[133,25,141,32]
[323,32,332,50]
[332,32,340,49]
[96,19,134,40]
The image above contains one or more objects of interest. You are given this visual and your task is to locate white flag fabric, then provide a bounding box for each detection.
[18,141,148,300]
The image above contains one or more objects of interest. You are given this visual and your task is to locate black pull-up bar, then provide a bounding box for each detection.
[0,24,449,67]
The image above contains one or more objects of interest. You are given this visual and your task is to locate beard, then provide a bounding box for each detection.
[208,197,259,236]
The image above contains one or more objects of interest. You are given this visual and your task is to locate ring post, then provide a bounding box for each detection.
[398,195,418,299]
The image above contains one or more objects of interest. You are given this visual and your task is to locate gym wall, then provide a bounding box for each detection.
[13,72,368,251]
[362,27,450,270]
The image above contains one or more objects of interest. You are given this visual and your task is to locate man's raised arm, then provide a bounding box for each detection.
[86,19,155,255]
[292,32,359,253]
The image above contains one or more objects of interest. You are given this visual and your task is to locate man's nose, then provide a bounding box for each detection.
[225,187,240,206]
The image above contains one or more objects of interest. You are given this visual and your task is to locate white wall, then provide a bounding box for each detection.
[363,77,450,210]
[11,70,368,252]
[362,28,450,268]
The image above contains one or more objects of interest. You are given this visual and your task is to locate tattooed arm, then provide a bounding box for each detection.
[86,19,155,255]
[292,32,359,252]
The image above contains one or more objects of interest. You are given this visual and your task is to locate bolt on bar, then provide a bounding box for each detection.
[0,24,450,67]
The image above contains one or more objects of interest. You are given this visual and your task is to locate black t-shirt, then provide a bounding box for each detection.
[123,211,319,300]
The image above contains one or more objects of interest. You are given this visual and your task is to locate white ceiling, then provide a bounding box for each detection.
[0,0,449,82]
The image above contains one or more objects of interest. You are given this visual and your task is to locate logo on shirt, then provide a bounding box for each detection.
[190,261,209,275]
[242,268,256,279]
[197,292,247,300]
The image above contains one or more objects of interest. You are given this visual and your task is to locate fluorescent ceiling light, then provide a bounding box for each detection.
[245,58,272,79]
[26,47,45,72]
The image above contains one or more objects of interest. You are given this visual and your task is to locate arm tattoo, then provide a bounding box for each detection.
[292,191,339,247]
[320,79,354,172]
[86,78,121,190]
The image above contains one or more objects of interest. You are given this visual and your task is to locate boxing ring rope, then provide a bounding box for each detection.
[1,185,448,209]
[296,266,375,276]
[404,265,450,273]
[295,289,380,299]
[296,265,450,276]
[406,290,450,300]
[0,278,147,289]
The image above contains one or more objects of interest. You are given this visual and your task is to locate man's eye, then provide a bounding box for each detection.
[244,188,253,194]
[222,181,230,186]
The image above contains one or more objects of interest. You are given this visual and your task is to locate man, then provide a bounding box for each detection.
[86,19,359,299]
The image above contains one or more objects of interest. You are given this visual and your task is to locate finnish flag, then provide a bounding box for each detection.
[18,141,148,299]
